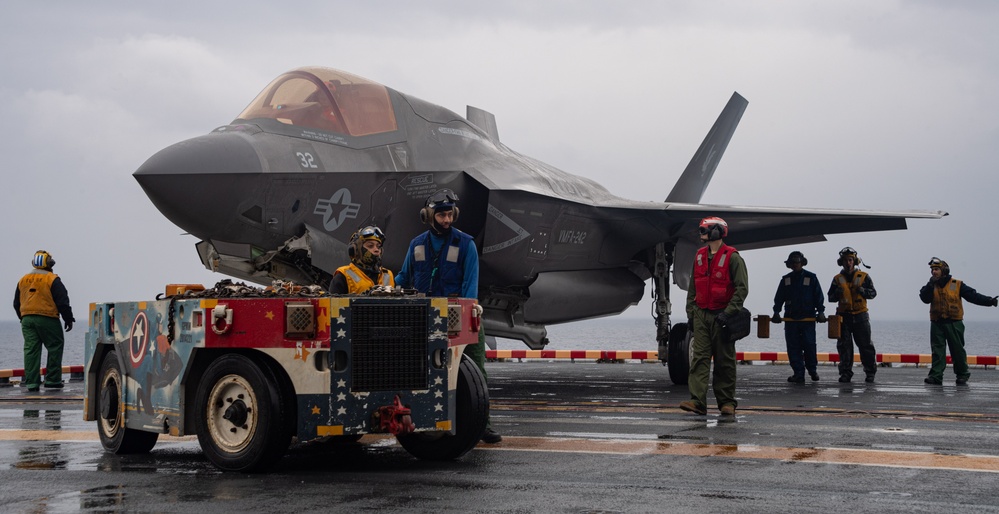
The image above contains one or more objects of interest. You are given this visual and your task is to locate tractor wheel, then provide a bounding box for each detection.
[397,354,488,460]
[194,354,289,472]
[97,350,159,454]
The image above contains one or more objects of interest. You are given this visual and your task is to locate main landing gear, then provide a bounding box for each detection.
[652,242,691,385]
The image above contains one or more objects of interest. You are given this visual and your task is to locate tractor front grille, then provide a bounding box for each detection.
[351,303,428,391]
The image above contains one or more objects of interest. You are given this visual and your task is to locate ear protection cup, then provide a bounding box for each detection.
[785,251,807,269]
[347,232,360,259]
[451,205,459,222]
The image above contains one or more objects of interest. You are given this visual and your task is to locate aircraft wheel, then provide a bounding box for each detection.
[667,323,692,385]
[397,354,488,460]
[194,354,289,472]
[97,350,159,454]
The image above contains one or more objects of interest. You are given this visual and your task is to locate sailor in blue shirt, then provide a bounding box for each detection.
[396,189,500,444]
[772,251,826,383]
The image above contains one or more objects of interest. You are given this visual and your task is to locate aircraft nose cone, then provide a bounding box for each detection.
[134,132,263,238]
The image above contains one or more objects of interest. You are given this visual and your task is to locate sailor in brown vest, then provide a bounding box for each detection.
[329,226,395,294]
[13,250,75,392]
[827,247,877,383]
[918,258,998,385]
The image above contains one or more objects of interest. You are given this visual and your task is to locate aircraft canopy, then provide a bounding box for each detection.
[237,67,398,137]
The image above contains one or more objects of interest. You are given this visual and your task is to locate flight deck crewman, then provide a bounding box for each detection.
[396,189,501,444]
[772,251,826,383]
[918,258,998,385]
[13,250,75,392]
[828,247,877,383]
[680,216,749,417]
[329,225,395,294]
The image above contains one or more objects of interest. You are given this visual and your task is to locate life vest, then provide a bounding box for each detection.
[693,244,737,310]
[18,270,59,318]
[335,263,394,294]
[406,229,474,297]
[834,270,869,314]
[930,278,963,321]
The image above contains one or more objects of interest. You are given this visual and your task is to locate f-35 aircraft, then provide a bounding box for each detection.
[134,66,946,383]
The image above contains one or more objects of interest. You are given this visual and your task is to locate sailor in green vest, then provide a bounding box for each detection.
[918,258,998,385]
[13,250,75,392]
[329,226,395,294]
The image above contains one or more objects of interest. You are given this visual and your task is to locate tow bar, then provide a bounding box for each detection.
[374,395,415,435]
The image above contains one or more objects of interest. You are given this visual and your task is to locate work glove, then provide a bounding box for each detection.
[816,313,827,323]
[64,320,73,332]
[715,311,730,328]
[992,297,998,307]
[771,314,782,324]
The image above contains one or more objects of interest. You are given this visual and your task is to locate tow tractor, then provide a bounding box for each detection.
[83,280,488,472]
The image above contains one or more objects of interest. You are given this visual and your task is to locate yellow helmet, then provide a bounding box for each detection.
[32,250,54,269]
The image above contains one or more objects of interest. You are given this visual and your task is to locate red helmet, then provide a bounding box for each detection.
[698,217,728,241]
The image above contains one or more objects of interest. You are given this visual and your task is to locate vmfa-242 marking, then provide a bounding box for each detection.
[83,284,488,472]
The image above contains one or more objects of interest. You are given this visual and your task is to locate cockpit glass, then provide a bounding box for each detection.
[237,67,398,137]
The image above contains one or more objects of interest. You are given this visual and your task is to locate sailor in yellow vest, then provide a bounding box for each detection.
[13,250,75,392]
[918,258,998,385]
[329,226,395,294]
[827,247,877,383]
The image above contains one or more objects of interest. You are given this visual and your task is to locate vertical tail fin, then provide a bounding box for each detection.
[665,92,748,204]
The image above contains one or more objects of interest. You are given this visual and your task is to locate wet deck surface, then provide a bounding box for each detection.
[2,362,999,512]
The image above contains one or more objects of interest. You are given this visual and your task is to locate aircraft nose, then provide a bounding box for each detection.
[134,131,263,238]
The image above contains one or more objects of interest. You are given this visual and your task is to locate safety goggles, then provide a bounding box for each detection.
[928,257,944,268]
[427,189,459,208]
[698,226,712,235]
[358,226,385,240]
[840,246,856,255]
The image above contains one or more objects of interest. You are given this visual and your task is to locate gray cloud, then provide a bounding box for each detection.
[2,1,997,329]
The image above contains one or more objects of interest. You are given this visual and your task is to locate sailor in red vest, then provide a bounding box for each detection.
[827,247,877,383]
[679,217,749,417]
[918,258,998,385]
[13,250,75,392]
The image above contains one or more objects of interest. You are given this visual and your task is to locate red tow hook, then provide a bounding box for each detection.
[375,395,415,435]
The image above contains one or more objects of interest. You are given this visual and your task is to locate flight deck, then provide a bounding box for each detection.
[1,360,998,512]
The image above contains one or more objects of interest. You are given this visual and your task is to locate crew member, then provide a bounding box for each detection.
[329,225,395,294]
[680,217,749,417]
[828,247,877,383]
[918,258,998,385]
[396,189,501,443]
[13,250,75,392]
[772,251,826,383]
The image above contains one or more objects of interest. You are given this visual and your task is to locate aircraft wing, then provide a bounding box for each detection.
[646,202,948,289]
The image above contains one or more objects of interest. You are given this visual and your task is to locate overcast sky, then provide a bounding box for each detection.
[3,1,998,331]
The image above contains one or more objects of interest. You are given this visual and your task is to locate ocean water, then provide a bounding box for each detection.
[2,318,999,370]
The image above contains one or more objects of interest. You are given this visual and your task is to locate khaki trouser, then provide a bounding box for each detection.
[687,308,738,411]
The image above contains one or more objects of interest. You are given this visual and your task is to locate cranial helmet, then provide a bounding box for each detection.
[928,257,950,276]
[348,226,385,267]
[420,188,460,224]
[32,250,54,269]
[698,216,728,241]
[837,246,860,267]
[784,251,807,268]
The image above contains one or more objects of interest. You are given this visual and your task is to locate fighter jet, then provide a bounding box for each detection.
[134,66,946,383]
